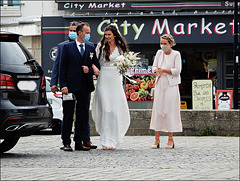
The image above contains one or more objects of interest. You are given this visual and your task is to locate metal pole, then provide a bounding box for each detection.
[233,0,239,109]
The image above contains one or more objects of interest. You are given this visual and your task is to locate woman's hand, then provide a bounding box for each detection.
[92,64,100,76]
[155,68,171,77]
[158,68,164,74]
[154,68,162,77]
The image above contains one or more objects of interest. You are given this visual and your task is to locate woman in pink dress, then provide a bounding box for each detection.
[150,34,182,149]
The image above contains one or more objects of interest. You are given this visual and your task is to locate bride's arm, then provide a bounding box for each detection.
[92,43,101,76]
[92,64,100,76]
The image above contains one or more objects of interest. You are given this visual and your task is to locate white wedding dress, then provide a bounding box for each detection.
[92,44,130,149]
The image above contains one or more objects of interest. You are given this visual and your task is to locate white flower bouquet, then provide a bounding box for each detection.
[114,51,140,75]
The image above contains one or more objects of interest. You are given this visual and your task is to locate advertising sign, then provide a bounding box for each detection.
[125,74,155,102]
[41,15,236,77]
[57,1,240,11]
[41,17,66,77]
[192,79,213,110]
[216,90,233,110]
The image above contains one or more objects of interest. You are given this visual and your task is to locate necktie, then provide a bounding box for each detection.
[80,44,84,56]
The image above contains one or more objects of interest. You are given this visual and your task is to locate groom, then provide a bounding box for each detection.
[60,22,100,151]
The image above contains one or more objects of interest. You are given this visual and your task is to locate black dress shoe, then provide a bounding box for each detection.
[84,142,97,149]
[75,143,90,151]
[61,144,73,151]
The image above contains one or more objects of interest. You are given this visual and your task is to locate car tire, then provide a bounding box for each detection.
[0,137,20,153]
[52,119,61,134]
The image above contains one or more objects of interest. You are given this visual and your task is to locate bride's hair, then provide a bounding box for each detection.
[98,25,129,61]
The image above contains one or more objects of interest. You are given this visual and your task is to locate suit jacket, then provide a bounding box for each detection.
[50,40,69,87]
[60,40,100,92]
[152,49,182,86]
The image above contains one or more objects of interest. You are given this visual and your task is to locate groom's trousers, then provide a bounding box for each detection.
[61,86,91,145]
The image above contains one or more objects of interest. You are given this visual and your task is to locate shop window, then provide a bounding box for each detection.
[0,0,21,16]
[180,51,217,109]
[226,52,233,63]
[226,79,240,89]
[226,65,240,75]
[129,44,219,109]
[0,0,20,6]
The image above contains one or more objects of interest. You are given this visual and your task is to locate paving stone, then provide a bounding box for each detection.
[1,134,239,180]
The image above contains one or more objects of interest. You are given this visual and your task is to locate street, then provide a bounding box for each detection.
[1,131,239,180]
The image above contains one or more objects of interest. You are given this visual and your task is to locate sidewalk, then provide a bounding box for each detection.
[1,135,239,180]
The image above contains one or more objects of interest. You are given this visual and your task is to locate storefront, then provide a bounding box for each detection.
[41,0,240,109]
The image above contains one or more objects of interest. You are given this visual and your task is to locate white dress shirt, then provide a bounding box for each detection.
[76,40,85,54]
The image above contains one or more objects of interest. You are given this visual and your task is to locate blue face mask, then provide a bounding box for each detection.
[68,32,77,40]
[83,34,90,42]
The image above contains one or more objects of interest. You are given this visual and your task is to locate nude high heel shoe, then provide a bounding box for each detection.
[151,136,160,149]
[165,137,174,149]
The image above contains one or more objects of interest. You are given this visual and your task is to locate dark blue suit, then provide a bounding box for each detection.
[59,40,100,145]
[50,40,69,87]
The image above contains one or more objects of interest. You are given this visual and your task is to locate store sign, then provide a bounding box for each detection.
[57,1,239,11]
[91,16,236,44]
[41,15,238,76]
[192,80,213,110]
[41,16,237,44]
[224,1,240,8]
[124,74,156,102]
[129,68,154,75]
[95,17,235,42]
[58,2,130,11]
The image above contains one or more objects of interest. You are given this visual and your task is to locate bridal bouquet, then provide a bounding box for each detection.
[114,51,140,75]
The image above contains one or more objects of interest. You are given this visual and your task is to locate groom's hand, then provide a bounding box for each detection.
[82,66,89,73]
[51,85,58,93]
[62,87,68,95]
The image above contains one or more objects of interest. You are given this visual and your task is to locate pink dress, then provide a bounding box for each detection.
[150,49,182,132]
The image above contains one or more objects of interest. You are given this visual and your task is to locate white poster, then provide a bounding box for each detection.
[216,90,233,110]
[192,79,213,110]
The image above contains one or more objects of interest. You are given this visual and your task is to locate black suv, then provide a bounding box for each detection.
[0,32,52,153]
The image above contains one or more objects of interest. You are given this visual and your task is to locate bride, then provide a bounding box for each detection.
[92,24,130,150]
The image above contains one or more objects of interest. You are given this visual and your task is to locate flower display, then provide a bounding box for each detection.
[114,51,140,75]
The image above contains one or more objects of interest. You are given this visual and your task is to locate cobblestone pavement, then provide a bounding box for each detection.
[1,133,239,180]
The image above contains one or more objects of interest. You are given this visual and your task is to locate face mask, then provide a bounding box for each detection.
[68,32,77,40]
[83,34,90,42]
[161,45,170,52]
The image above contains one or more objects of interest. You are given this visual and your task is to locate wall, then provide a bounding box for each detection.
[1,1,65,66]
[20,36,41,64]
[89,110,240,136]
[1,1,64,25]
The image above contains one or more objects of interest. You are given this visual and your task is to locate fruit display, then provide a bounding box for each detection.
[125,75,156,101]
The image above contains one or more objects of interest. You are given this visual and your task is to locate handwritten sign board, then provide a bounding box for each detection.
[216,90,233,110]
[192,80,213,110]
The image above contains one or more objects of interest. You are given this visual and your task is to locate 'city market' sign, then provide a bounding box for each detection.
[59,2,129,11]
[42,15,237,44]
[41,15,238,77]
[57,1,239,11]
[95,17,235,42]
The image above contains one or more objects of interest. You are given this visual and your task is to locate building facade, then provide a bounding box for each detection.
[0,0,63,62]
[1,0,239,108]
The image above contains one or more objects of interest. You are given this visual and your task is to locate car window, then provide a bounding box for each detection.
[46,78,51,92]
[0,42,32,64]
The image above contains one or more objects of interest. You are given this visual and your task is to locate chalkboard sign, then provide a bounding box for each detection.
[192,79,213,110]
[216,90,233,110]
